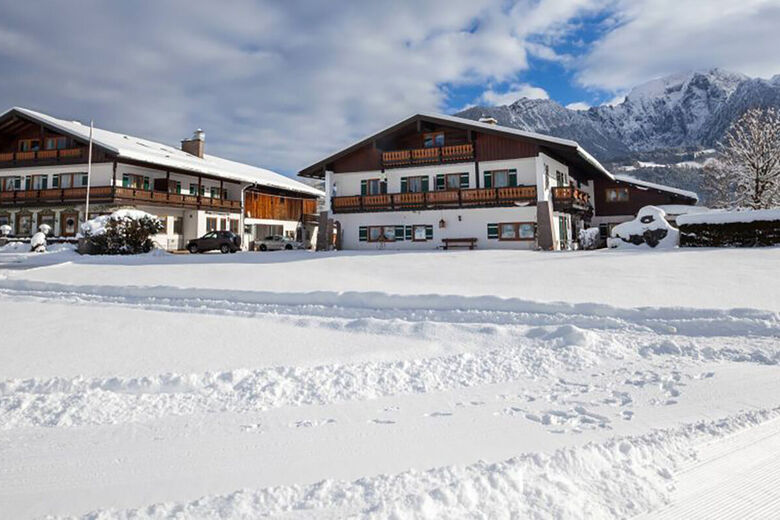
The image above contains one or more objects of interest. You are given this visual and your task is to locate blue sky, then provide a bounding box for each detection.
[0,0,778,175]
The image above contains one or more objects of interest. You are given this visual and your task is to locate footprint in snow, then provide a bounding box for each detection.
[291,418,336,429]
[370,419,396,425]
[425,411,453,418]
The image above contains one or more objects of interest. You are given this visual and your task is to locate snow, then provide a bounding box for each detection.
[0,248,778,518]
[614,174,699,201]
[3,107,323,198]
[655,204,709,216]
[609,206,679,249]
[677,208,780,225]
[29,231,47,251]
[80,208,159,237]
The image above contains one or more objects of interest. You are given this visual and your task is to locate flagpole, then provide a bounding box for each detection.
[84,120,94,223]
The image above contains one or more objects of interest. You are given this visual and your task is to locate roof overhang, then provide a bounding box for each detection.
[298,113,615,182]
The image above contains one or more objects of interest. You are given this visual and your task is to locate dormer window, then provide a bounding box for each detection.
[423,132,444,148]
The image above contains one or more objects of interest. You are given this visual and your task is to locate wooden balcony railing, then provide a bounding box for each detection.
[0,185,241,211]
[551,186,591,213]
[332,185,537,213]
[381,143,475,168]
[0,148,84,164]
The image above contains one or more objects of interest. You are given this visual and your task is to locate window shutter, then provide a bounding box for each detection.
[41,177,47,189]
[52,175,59,188]
[421,176,430,192]
[395,225,405,240]
[176,182,182,194]
[143,177,150,190]
[400,177,408,193]
[25,177,31,190]
[380,181,388,194]
[487,223,499,239]
[435,174,445,191]
[360,179,367,195]
[484,172,492,188]
[359,226,368,241]
[405,226,413,240]
[460,173,469,188]
[425,225,433,240]
[14,177,20,190]
[508,170,517,187]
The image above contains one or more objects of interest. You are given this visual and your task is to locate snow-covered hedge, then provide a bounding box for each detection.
[578,227,601,250]
[80,209,164,255]
[608,206,678,249]
[678,208,780,247]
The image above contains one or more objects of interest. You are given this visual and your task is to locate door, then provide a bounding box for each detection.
[61,212,79,236]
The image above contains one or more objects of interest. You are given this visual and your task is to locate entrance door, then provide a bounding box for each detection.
[16,213,32,236]
[61,212,79,236]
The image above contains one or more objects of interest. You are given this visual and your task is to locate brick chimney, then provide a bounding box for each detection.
[181,129,205,158]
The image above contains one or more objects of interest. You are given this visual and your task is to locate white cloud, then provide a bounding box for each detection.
[565,101,590,110]
[576,0,780,91]
[0,0,607,175]
[480,84,550,106]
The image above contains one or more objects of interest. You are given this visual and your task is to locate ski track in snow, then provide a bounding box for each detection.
[56,409,780,520]
[0,286,777,429]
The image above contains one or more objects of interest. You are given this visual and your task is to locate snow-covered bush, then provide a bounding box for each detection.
[578,227,601,250]
[80,209,164,255]
[29,224,52,253]
[0,224,10,237]
[677,208,780,247]
[608,206,679,249]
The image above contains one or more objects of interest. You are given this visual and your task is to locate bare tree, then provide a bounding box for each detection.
[706,107,780,209]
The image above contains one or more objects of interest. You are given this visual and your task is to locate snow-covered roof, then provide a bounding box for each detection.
[299,112,615,181]
[613,174,699,201]
[3,107,323,198]
[654,204,709,216]
[677,208,780,226]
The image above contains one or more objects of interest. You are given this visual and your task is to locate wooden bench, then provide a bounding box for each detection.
[442,237,477,250]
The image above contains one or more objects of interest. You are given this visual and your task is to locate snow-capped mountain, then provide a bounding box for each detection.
[456,69,780,203]
[457,68,779,162]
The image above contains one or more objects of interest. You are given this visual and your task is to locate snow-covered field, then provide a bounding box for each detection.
[0,246,778,518]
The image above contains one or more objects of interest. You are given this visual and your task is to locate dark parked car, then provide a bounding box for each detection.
[186,231,241,254]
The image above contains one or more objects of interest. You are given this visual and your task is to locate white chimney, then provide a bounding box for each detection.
[479,117,498,125]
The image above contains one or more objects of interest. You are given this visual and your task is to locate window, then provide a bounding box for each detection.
[38,213,55,234]
[172,217,183,235]
[18,139,40,152]
[556,170,567,186]
[606,187,629,202]
[223,189,228,200]
[423,132,444,148]
[488,222,535,241]
[171,181,182,194]
[446,174,462,190]
[210,187,220,199]
[30,175,48,190]
[402,176,428,193]
[189,183,198,195]
[413,225,427,241]
[484,169,517,188]
[206,218,218,231]
[3,177,21,191]
[122,174,149,190]
[203,231,218,239]
[367,226,395,242]
[229,219,239,233]
[361,178,386,195]
[45,137,68,150]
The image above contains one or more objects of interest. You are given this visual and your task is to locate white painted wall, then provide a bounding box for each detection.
[535,152,570,202]
[335,206,538,250]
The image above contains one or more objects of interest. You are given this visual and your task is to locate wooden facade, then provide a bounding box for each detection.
[592,177,696,217]
[244,190,317,221]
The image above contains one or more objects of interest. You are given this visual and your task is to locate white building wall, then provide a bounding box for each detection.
[335,206,538,250]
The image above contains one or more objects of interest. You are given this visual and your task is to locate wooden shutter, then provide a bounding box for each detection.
[484,172,492,188]
[508,170,517,187]
[435,174,445,191]
[360,179,367,195]
[359,226,368,241]
[380,181,388,194]
[487,223,499,239]
[14,177,20,190]
[460,173,469,188]
[405,226,413,240]
[425,225,433,240]
[24,177,31,190]
[400,177,408,193]
[421,176,430,192]
[52,175,59,188]
[395,225,405,240]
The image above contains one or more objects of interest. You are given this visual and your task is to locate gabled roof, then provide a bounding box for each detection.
[0,107,323,198]
[298,112,615,181]
[613,174,699,202]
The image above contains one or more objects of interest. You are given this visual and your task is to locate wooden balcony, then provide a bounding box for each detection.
[0,148,84,165]
[381,144,474,168]
[551,186,591,213]
[331,186,537,213]
[0,185,241,211]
